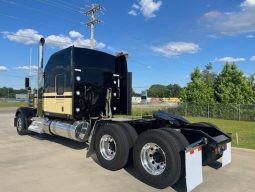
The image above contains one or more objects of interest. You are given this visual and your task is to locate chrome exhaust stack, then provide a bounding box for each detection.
[37,37,45,117]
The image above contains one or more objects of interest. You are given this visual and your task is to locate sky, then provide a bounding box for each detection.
[0,0,255,92]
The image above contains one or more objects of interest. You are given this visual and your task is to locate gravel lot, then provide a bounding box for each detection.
[0,108,254,192]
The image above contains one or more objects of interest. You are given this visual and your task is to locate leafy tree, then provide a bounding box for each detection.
[249,74,255,91]
[148,84,169,98]
[214,63,255,104]
[202,63,216,86]
[167,84,182,97]
[0,87,27,98]
[181,66,215,103]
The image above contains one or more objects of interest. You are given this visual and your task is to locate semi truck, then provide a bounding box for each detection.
[14,38,231,191]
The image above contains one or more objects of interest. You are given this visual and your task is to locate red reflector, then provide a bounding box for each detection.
[198,146,202,151]
[190,149,194,154]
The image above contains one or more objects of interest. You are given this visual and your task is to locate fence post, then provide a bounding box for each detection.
[185,103,187,117]
[238,104,241,121]
[207,103,210,118]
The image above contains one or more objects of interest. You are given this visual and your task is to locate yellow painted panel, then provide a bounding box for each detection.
[43,92,73,115]
[43,92,72,97]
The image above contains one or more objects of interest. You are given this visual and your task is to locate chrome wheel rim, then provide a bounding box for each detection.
[17,118,22,131]
[140,142,166,176]
[100,134,117,160]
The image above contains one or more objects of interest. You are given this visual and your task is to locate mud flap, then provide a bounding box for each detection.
[221,142,231,167]
[185,146,203,192]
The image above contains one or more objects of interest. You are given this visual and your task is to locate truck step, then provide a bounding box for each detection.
[28,125,44,134]
[28,119,45,134]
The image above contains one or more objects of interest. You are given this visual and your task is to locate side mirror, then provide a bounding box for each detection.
[25,77,30,88]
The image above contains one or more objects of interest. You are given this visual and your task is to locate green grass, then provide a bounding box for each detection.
[132,106,169,116]
[0,101,27,108]
[187,117,255,150]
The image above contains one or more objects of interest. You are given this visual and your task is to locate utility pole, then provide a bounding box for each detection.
[82,4,104,49]
[29,48,32,77]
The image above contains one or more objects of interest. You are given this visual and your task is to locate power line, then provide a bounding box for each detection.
[0,13,20,20]
[35,0,80,15]
[56,0,82,11]
[0,0,80,25]
[81,3,104,49]
[0,12,58,28]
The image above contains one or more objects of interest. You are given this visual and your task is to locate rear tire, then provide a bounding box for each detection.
[160,128,189,182]
[95,123,130,171]
[117,122,137,147]
[133,129,181,189]
[16,113,28,135]
[160,128,189,149]
[118,122,138,165]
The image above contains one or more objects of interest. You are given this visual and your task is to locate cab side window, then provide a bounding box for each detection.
[56,74,65,95]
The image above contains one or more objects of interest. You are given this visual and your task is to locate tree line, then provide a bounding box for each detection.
[135,63,255,104]
[0,87,27,98]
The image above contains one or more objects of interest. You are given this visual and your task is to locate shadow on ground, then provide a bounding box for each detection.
[124,164,188,192]
[28,133,188,191]
[29,133,87,150]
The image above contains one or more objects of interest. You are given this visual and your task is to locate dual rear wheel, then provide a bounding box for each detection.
[94,124,188,189]
[94,123,137,171]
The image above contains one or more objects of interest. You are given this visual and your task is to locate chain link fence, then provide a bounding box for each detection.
[132,103,255,121]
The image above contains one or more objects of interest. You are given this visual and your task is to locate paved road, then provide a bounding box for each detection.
[0,108,254,192]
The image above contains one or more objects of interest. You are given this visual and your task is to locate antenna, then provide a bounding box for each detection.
[81,3,104,49]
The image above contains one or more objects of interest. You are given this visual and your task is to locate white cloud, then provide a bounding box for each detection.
[72,37,106,49]
[14,65,38,75]
[214,57,246,63]
[204,0,255,35]
[241,0,255,7]
[151,42,200,57]
[45,35,73,48]
[204,11,222,18]
[128,9,138,16]
[250,56,255,61]
[69,30,83,39]
[107,46,116,51]
[247,34,255,38]
[0,65,8,71]
[128,0,162,18]
[132,3,140,9]
[2,29,41,44]
[206,34,220,39]
[2,29,106,50]
[95,42,106,49]
[15,65,38,70]
[139,0,162,18]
